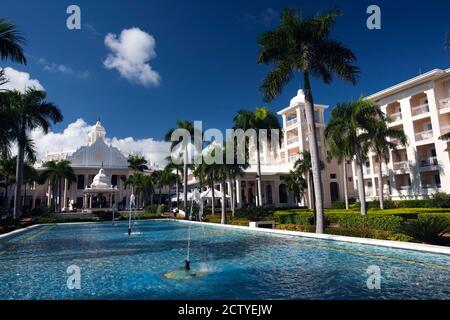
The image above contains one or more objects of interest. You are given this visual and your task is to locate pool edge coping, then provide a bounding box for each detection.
[1,219,449,255]
[171,219,450,255]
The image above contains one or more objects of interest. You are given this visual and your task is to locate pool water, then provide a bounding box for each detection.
[0,220,449,300]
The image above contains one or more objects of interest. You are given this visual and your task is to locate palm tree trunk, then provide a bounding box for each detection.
[176,167,179,208]
[342,160,349,210]
[13,143,25,220]
[231,179,236,218]
[256,139,263,206]
[303,73,324,233]
[3,176,9,212]
[183,146,188,210]
[211,182,215,216]
[377,157,384,210]
[221,181,226,224]
[355,146,367,215]
[306,172,313,209]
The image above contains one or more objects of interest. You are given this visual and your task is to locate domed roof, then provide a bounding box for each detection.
[90,168,111,189]
[87,120,106,145]
[289,89,306,107]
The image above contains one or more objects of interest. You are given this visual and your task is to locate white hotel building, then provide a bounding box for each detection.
[355,68,450,200]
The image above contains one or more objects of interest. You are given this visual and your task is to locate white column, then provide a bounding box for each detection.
[368,154,376,197]
[282,114,288,162]
[89,195,92,209]
[62,178,68,211]
[235,178,241,208]
[427,88,450,192]
[399,97,421,195]
[47,184,51,207]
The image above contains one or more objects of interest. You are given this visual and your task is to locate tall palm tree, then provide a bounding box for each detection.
[165,120,200,210]
[22,162,38,213]
[9,89,62,219]
[165,154,182,208]
[294,151,324,210]
[0,155,16,212]
[0,18,26,65]
[193,161,218,215]
[140,175,154,207]
[258,7,359,233]
[233,107,281,206]
[127,154,148,172]
[325,122,354,210]
[40,160,75,212]
[124,172,145,206]
[326,99,382,215]
[368,117,407,209]
[282,170,307,205]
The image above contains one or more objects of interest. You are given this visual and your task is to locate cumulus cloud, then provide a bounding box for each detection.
[29,118,170,167]
[103,27,161,87]
[1,67,44,92]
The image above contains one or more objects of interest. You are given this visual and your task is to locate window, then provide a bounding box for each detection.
[77,175,85,190]
[435,175,441,188]
[348,177,353,182]
[330,173,337,179]
[111,175,118,187]
[279,184,288,204]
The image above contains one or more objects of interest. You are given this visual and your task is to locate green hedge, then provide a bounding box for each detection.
[273,210,313,224]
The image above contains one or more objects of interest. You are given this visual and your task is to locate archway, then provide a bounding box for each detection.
[330,182,339,202]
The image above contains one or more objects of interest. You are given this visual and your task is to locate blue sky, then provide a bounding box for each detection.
[3,0,450,143]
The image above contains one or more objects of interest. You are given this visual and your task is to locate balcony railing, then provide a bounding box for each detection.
[389,111,402,122]
[420,156,438,168]
[286,118,298,127]
[415,129,433,141]
[411,103,430,117]
[364,167,371,175]
[373,166,388,175]
[393,161,409,171]
[439,97,450,110]
[286,136,299,145]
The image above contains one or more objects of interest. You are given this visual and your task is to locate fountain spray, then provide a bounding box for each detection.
[128,193,135,236]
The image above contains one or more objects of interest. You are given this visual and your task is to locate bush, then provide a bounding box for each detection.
[30,207,45,217]
[396,216,450,244]
[273,210,313,225]
[145,204,158,214]
[332,214,403,231]
[331,198,356,209]
[235,206,274,220]
[276,224,315,232]
[368,199,396,209]
[156,204,168,214]
[430,192,450,208]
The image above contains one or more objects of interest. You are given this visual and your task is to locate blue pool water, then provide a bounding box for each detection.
[0,220,449,300]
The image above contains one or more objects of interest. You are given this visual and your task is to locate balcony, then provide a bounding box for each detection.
[441,124,450,136]
[411,103,430,117]
[415,129,433,142]
[439,97,450,111]
[364,167,371,175]
[286,136,299,145]
[419,156,438,168]
[286,118,298,127]
[365,187,374,196]
[288,154,300,163]
[393,161,409,171]
[389,111,402,122]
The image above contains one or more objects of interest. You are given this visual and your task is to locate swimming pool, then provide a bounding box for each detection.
[0,220,449,300]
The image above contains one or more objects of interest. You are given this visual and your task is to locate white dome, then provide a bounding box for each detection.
[88,120,106,145]
[90,168,111,189]
[289,89,306,107]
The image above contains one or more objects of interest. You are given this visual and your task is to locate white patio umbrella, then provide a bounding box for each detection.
[200,188,230,199]
[170,192,193,202]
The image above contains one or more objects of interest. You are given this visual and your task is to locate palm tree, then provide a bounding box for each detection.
[8,89,62,219]
[193,161,218,215]
[140,175,154,207]
[127,154,148,172]
[165,154,182,208]
[40,160,75,212]
[368,117,407,209]
[165,120,200,210]
[22,162,38,213]
[282,170,307,205]
[124,172,145,206]
[0,18,26,65]
[326,99,382,215]
[0,155,16,212]
[325,121,354,210]
[258,7,359,233]
[294,151,324,211]
[233,107,281,206]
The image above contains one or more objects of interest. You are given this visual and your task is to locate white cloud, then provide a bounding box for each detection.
[1,67,44,92]
[103,27,161,87]
[29,118,170,167]
[37,58,90,79]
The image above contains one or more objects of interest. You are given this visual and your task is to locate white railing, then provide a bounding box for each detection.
[411,103,430,117]
[415,129,433,141]
[364,167,371,175]
[286,118,298,127]
[389,111,402,122]
[365,187,373,196]
[286,136,299,145]
[420,156,438,168]
[393,161,409,171]
[439,97,450,110]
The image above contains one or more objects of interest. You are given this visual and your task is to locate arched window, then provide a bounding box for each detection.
[266,185,273,205]
[279,184,288,204]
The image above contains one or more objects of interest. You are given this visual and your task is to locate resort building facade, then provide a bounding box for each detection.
[6,121,161,212]
[187,89,355,208]
[355,68,450,200]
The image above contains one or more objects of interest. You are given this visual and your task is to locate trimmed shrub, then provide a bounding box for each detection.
[273,210,313,225]
[368,199,396,209]
[145,204,158,214]
[235,206,274,220]
[156,204,168,215]
[334,214,403,231]
[397,216,450,244]
[430,192,450,208]
[30,207,45,217]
